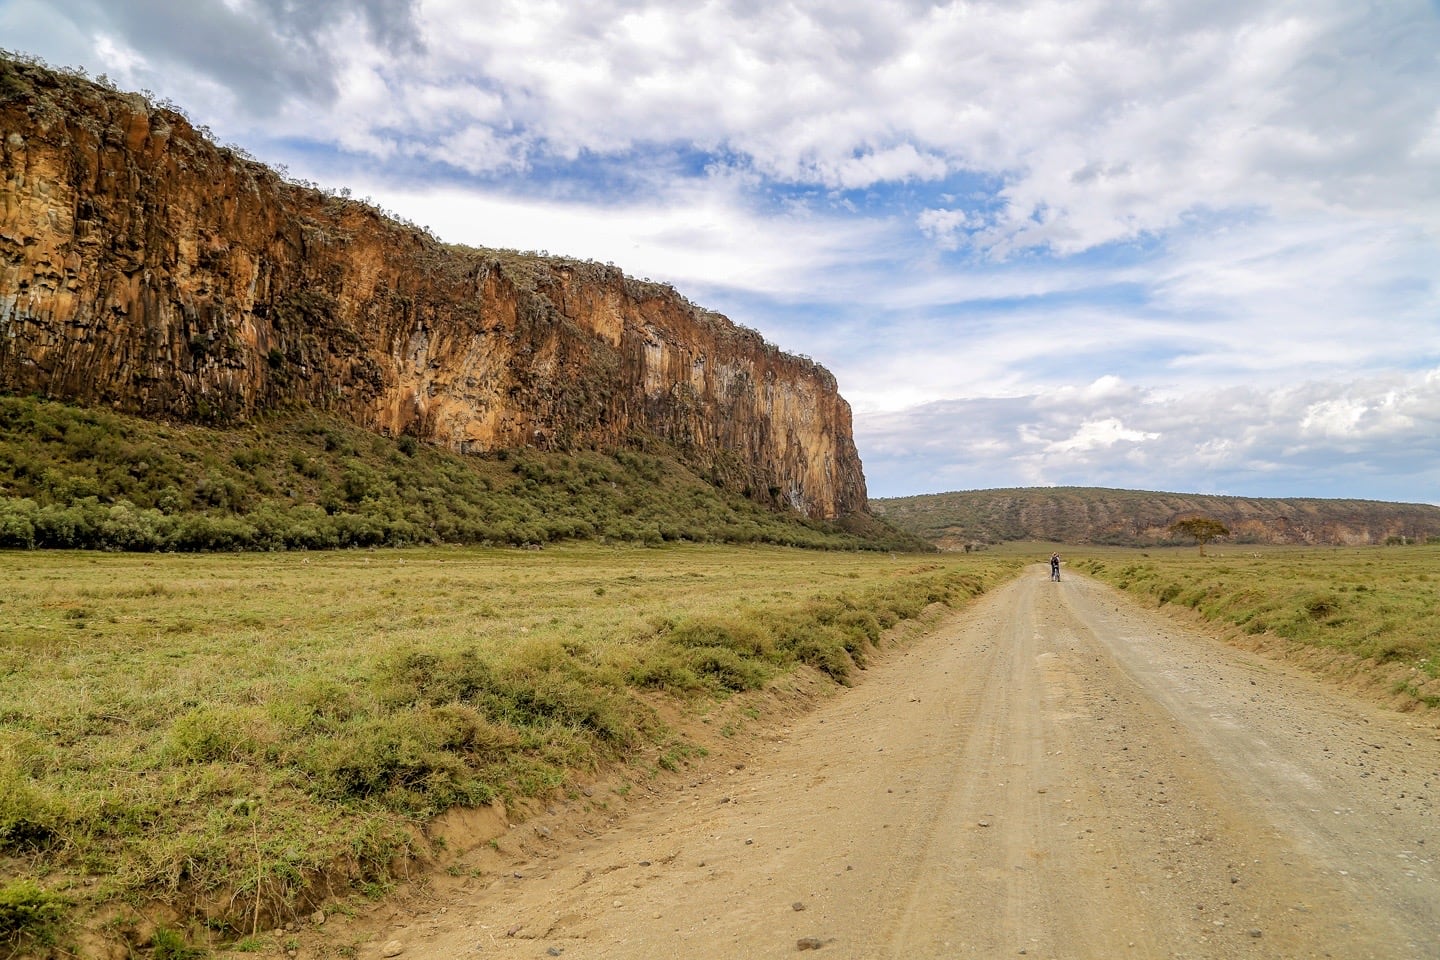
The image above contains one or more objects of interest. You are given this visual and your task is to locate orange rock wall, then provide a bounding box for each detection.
[0,60,867,518]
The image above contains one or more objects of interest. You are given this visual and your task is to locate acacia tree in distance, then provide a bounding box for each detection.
[1168,517,1231,555]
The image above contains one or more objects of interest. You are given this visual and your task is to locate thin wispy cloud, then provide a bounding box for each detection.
[3,0,1437,501]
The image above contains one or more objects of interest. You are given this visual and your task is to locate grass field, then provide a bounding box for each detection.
[0,544,1022,955]
[1074,543,1440,708]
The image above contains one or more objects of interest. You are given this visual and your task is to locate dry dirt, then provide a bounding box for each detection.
[276,568,1440,960]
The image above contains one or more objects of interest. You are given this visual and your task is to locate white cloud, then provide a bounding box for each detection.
[916,207,986,251]
[350,175,894,300]
[857,367,1440,499]
[1027,417,1160,454]
[28,1,1439,241]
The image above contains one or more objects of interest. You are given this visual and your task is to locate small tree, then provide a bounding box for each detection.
[1168,517,1230,555]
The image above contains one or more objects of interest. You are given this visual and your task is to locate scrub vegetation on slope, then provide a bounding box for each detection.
[0,396,924,553]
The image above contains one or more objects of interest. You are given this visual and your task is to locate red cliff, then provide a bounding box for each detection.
[0,57,867,519]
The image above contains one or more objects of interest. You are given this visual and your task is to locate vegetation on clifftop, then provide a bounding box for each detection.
[0,396,925,553]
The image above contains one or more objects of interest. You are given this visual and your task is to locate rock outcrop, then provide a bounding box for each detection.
[0,56,867,519]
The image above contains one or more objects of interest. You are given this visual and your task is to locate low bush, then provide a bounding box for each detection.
[683,646,774,691]
[0,880,67,950]
[151,925,206,960]
[0,769,66,855]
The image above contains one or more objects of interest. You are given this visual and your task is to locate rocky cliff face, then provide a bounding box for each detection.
[0,57,867,519]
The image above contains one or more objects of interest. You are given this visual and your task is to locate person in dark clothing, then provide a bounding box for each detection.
[1050,552,1061,581]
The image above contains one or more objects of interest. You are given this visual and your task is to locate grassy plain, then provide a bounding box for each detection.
[0,544,1022,954]
[1074,543,1440,708]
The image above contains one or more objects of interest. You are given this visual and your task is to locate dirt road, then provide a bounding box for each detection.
[347,569,1440,959]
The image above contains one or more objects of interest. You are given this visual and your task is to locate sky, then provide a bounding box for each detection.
[3,0,1438,503]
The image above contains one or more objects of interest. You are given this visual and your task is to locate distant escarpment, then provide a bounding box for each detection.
[0,56,865,519]
[872,487,1440,548]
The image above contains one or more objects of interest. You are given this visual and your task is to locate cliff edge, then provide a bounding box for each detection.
[0,55,867,519]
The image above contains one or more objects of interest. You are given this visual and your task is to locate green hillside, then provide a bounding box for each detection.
[0,395,927,553]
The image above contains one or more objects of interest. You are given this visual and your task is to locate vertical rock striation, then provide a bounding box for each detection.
[0,57,867,519]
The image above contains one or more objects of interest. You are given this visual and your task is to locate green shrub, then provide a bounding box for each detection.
[167,706,261,763]
[305,717,472,808]
[0,768,65,853]
[666,617,773,659]
[150,925,205,960]
[627,652,705,693]
[789,633,855,681]
[427,704,521,754]
[375,648,497,708]
[1303,594,1341,620]
[0,499,37,548]
[271,677,361,732]
[0,880,67,947]
[0,396,932,554]
[684,646,772,691]
[836,608,882,645]
[494,669,635,746]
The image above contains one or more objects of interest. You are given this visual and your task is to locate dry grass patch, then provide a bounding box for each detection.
[0,544,1021,954]
[1075,544,1440,709]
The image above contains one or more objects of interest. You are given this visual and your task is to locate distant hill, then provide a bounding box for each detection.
[870,487,1440,548]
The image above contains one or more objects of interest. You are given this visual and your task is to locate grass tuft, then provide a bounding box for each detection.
[0,880,67,950]
[151,925,206,960]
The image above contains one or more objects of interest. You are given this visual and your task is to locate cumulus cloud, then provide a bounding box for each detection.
[857,368,1440,499]
[27,0,419,117]
[351,173,896,299]
[916,207,988,251]
[1032,417,1160,455]
[29,1,1439,252]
